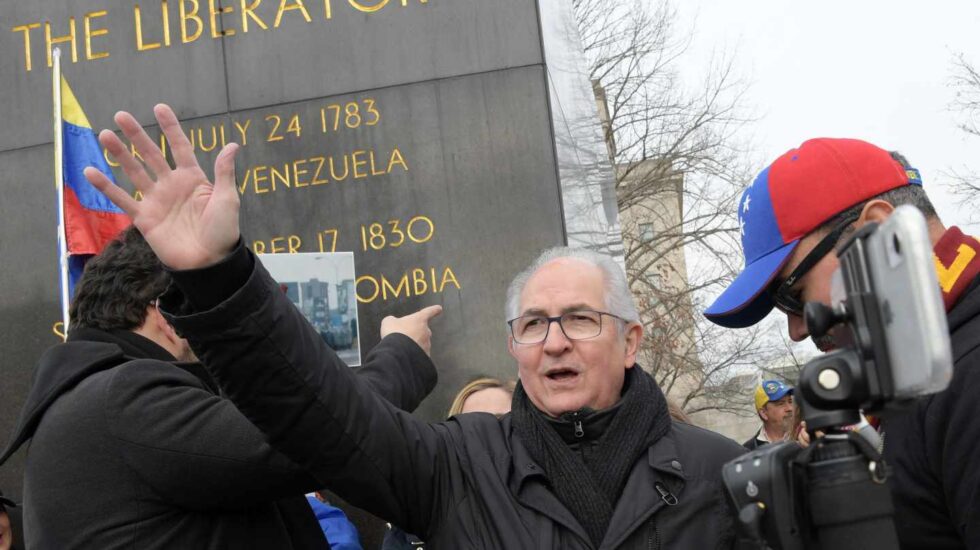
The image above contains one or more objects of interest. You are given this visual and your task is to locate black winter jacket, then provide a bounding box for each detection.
[882,276,980,549]
[0,326,435,549]
[166,249,746,549]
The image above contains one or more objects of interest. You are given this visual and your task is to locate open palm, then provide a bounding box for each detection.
[84,104,240,270]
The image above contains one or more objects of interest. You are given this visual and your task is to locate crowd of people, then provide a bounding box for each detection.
[0,105,978,549]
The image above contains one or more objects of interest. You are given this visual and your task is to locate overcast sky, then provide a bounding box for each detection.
[673,0,980,233]
[668,0,980,356]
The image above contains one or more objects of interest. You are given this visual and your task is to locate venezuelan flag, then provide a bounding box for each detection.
[58,75,130,298]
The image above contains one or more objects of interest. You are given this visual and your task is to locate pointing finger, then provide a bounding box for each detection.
[415,305,443,321]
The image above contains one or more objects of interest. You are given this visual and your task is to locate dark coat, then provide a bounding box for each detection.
[166,250,746,549]
[882,276,980,549]
[741,430,766,451]
[0,327,435,550]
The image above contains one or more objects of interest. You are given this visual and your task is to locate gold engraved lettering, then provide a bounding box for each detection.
[238,148,406,196]
[356,275,379,303]
[180,0,204,43]
[269,237,286,253]
[382,274,409,300]
[134,5,162,50]
[45,18,78,68]
[323,0,333,19]
[311,156,327,184]
[351,150,368,179]
[369,150,386,176]
[406,215,434,243]
[411,268,427,295]
[387,220,405,247]
[270,164,290,191]
[195,125,222,152]
[344,102,361,128]
[387,147,408,172]
[328,155,349,181]
[275,0,312,27]
[240,0,268,31]
[209,0,236,37]
[440,266,461,292]
[266,114,283,142]
[364,98,380,125]
[293,159,310,187]
[233,119,251,145]
[356,266,461,304]
[348,0,389,13]
[286,114,302,138]
[83,11,109,60]
[53,321,67,341]
[13,23,42,72]
[162,0,172,45]
[252,165,270,193]
[317,229,339,252]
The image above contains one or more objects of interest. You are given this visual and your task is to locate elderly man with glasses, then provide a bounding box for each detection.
[704,138,980,550]
[83,104,746,550]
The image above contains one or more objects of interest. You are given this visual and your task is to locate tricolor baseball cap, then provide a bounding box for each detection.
[704,138,922,328]
[755,379,794,410]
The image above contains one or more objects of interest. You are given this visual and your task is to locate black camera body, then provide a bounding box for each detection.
[722,207,953,550]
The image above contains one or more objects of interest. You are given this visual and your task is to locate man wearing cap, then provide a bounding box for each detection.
[744,380,794,450]
[704,138,980,549]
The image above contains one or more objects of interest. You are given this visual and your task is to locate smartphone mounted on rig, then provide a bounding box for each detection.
[722,206,953,550]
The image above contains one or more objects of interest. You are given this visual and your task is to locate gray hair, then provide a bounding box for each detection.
[505,247,640,324]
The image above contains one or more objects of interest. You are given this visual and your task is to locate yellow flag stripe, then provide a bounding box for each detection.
[60,75,92,129]
[934,244,978,293]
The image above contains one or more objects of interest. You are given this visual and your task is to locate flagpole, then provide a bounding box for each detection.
[53,47,71,334]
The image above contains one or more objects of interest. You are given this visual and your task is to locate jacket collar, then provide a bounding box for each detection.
[0,328,215,466]
[68,327,177,361]
[508,417,687,549]
[69,327,217,392]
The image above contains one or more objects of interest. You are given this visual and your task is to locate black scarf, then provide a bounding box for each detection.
[512,367,671,546]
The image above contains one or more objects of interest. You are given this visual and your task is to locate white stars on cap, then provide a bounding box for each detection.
[742,194,751,214]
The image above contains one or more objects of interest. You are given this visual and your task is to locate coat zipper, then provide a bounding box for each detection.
[573,419,584,438]
[647,517,661,550]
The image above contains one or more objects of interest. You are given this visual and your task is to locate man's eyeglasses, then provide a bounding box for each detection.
[768,213,860,316]
[507,310,623,344]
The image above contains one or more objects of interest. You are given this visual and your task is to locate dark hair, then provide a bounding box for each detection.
[69,226,171,331]
[816,151,938,235]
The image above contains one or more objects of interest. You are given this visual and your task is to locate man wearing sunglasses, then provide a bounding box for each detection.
[704,138,980,550]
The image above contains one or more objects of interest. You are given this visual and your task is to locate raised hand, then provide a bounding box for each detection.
[380,305,444,356]
[83,104,241,270]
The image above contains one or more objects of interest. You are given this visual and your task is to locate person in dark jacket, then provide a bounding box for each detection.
[704,139,980,549]
[0,227,436,550]
[84,104,746,549]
